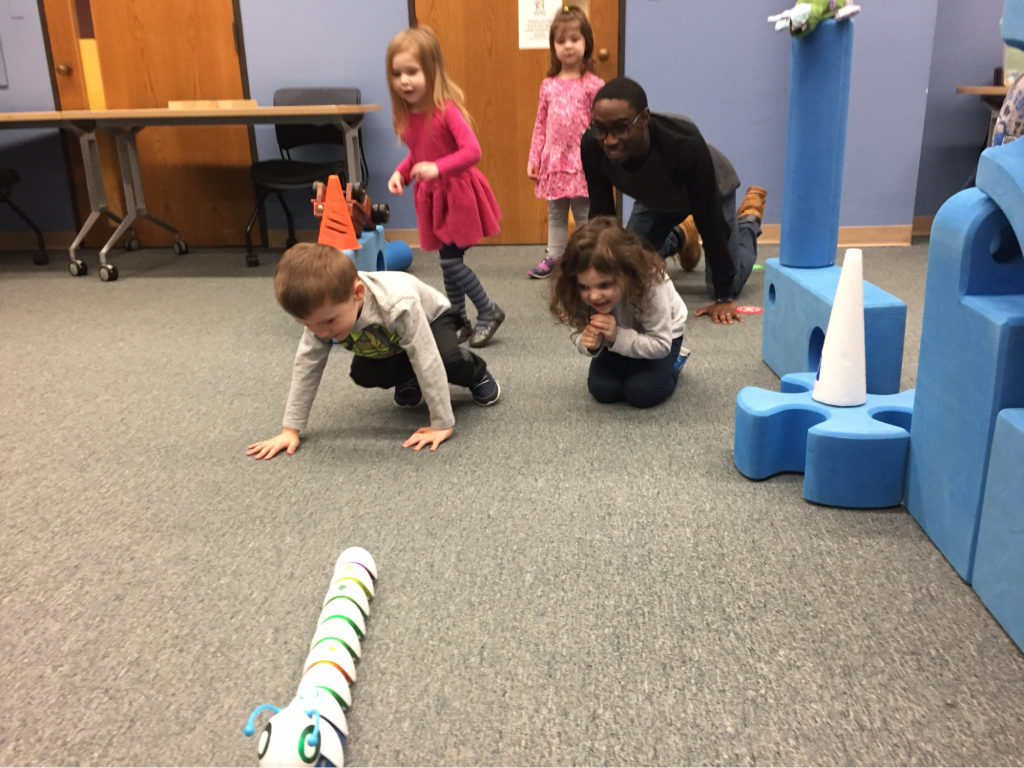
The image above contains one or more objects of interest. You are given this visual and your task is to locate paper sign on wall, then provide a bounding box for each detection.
[519,0,588,50]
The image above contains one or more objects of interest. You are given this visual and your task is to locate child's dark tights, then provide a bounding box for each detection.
[439,244,496,330]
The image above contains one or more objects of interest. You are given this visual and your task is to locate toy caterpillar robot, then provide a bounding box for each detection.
[244,547,378,767]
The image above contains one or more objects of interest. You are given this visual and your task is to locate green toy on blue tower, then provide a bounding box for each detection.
[768,0,860,37]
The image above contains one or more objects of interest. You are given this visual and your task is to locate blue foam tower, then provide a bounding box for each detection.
[904,184,1024,582]
[1003,0,1024,50]
[778,19,853,268]
[734,372,914,508]
[972,409,1024,651]
[760,18,907,392]
[762,259,907,394]
[343,225,387,272]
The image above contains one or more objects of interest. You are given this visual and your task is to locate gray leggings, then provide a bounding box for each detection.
[546,197,591,259]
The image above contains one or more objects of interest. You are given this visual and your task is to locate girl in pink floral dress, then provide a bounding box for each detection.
[526,6,605,279]
[387,27,505,348]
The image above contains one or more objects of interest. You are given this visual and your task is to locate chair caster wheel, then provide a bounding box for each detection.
[246,253,260,267]
[124,237,141,251]
[33,253,49,266]
[173,240,189,255]
[99,264,119,282]
[69,259,88,277]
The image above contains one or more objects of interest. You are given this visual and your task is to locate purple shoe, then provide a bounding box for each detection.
[527,256,557,279]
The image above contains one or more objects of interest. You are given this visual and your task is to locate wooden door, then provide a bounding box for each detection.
[86,0,257,246]
[41,0,125,247]
[414,0,620,244]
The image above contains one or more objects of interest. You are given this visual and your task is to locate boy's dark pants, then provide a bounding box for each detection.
[587,336,684,409]
[349,309,487,390]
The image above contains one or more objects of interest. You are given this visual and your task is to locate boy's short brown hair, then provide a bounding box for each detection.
[274,243,358,319]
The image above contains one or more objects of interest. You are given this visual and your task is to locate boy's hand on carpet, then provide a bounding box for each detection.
[247,428,300,460]
[695,301,743,325]
[403,426,453,452]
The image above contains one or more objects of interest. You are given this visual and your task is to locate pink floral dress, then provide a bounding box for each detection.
[528,72,605,201]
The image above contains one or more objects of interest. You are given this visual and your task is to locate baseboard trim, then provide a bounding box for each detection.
[267,228,421,249]
[912,216,934,237]
[758,224,914,247]
[0,231,76,251]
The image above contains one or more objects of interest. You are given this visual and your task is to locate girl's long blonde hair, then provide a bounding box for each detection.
[386,26,474,138]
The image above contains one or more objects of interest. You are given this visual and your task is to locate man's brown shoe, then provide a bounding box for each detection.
[737,185,767,222]
[676,215,701,271]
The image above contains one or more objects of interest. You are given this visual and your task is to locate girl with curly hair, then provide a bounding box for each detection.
[550,216,689,407]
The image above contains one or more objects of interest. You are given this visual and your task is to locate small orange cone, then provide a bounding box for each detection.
[317,175,360,251]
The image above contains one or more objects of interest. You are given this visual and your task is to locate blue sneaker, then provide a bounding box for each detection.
[528,256,557,279]
[470,370,501,406]
[673,347,691,378]
[394,378,423,408]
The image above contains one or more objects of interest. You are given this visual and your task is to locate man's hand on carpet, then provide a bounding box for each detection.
[403,426,453,452]
[695,300,744,325]
[247,428,300,460]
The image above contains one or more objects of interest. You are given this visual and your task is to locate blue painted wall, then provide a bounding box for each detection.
[0,0,1007,235]
[625,0,938,228]
[914,0,1005,218]
[239,0,414,231]
[0,1,76,236]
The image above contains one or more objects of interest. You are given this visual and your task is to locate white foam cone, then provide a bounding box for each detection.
[812,248,867,406]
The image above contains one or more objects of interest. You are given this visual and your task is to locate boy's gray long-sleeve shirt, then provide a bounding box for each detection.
[282,271,454,432]
[574,275,688,358]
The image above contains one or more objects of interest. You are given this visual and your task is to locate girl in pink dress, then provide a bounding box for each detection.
[386,27,505,348]
[526,6,605,279]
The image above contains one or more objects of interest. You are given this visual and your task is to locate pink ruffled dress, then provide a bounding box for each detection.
[528,73,605,200]
[396,102,502,251]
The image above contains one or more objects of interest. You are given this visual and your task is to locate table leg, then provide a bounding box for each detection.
[99,128,184,266]
[338,115,365,186]
[68,129,123,265]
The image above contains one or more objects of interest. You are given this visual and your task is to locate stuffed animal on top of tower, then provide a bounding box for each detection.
[769,0,861,37]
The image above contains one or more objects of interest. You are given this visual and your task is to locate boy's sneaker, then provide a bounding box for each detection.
[528,256,557,279]
[394,378,422,408]
[470,370,501,406]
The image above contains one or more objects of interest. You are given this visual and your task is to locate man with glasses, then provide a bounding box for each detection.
[581,77,766,324]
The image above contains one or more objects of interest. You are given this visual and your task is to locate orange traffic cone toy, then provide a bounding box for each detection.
[313,175,361,251]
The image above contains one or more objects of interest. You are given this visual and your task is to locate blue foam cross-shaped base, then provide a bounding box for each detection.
[734,372,915,508]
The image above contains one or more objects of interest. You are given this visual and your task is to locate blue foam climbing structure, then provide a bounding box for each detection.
[343,225,387,272]
[779,19,854,269]
[761,259,907,394]
[904,186,1024,582]
[734,371,914,508]
[1003,0,1024,51]
[972,409,1024,652]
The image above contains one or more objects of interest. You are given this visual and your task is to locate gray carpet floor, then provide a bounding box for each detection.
[1,240,1022,767]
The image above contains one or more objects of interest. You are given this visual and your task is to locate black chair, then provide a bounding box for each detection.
[1,167,48,265]
[244,87,366,267]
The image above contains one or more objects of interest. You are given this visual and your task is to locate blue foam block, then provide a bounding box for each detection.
[761,258,907,394]
[734,371,914,508]
[978,139,1024,249]
[1003,0,1024,50]
[779,19,854,268]
[343,225,387,272]
[384,240,414,271]
[972,409,1024,652]
[905,187,1024,582]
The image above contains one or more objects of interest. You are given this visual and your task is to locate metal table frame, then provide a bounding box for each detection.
[0,104,380,279]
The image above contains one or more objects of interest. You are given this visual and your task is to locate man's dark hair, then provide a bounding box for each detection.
[592,77,648,113]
